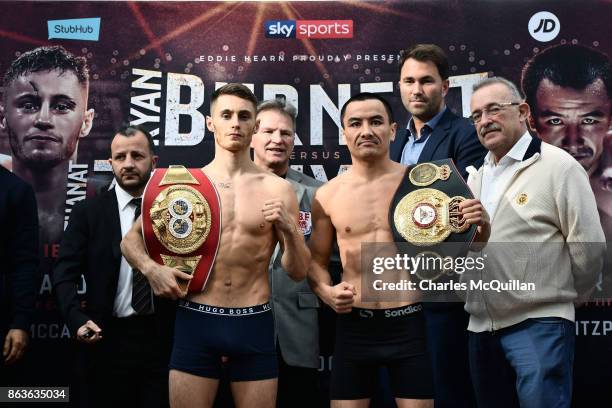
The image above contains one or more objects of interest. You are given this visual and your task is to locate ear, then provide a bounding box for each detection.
[0,103,6,131]
[79,108,95,138]
[518,102,531,123]
[341,128,347,145]
[151,155,159,170]
[206,115,214,133]
[442,79,450,97]
[527,114,537,132]
[390,122,398,142]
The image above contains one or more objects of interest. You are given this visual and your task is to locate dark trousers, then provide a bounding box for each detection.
[469,317,575,408]
[276,345,319,408]
[423,303,475,408]
[0,326,7,385]
[86,315,171,408]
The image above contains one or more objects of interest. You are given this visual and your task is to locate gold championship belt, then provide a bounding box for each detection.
[389,159,477,281]
[142,165,221,293]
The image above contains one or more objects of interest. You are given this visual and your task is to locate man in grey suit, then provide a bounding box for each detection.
[251,99,321,407]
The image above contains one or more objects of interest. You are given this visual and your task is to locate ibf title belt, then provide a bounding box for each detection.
[389,159,476,256]
[142,165,221,293]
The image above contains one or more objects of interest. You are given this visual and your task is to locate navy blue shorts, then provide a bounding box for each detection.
[169,300,278,381]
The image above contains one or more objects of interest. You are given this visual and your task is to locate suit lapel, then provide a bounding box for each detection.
[287,169,307,207]
[104,189,123,261]
[468,167,484,199]
[293,181,307,209]
[417,109,453,163]
[271,169,308,266]
[391,129,410,162]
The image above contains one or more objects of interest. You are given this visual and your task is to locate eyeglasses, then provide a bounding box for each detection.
[469,102,520,124]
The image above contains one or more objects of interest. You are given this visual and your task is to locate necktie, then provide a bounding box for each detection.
[130,197,153,315]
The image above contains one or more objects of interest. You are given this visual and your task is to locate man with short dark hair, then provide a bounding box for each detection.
[54,125,173,408]
[0,45,95,245]
[0,168,38,383]
[391,43,485,407]
[465,76,605,408]
[310,92,488,408]
[121,84,310,408]
[392,43,485,175]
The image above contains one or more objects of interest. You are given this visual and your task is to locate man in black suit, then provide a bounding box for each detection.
[0,167,38,384]
[390,44,486,408]
[53,125,173,408]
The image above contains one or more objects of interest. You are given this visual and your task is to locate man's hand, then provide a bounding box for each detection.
[459,198,490,245]
[76,320,103,344]
[262,199,296,235]
[3,329,29,364]
[323,281,356,314]
[143,263,192,300]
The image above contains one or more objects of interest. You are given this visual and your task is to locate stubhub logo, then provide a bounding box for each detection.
[265,20,353,39]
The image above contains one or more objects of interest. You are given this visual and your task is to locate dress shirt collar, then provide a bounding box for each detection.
[114,183,139,211]
[484,131,532,166]
[407,106,447,141]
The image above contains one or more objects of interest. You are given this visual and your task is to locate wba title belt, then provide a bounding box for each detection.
[142,165,221,293]
[389,159,476,258]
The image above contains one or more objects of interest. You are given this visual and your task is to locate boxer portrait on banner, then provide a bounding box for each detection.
[121,83,310,408]
[521,43,612,238]
[0,45,95,246]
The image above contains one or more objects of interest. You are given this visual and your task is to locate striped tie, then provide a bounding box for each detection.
[130,198,153,315]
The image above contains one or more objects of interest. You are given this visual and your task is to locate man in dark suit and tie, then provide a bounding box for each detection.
[0,168,38,384]
[53,125,173,408]
[390,44,486,408]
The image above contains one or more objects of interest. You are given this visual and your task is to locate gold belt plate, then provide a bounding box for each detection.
[149,185,212,254]
[408,162,451,187]
[393,188,469,245]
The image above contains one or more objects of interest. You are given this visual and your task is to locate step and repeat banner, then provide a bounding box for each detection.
[0,1,610,406]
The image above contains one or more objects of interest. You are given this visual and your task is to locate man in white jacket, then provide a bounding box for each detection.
[464,77,605,408]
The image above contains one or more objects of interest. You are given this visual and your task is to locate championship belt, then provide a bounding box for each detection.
[142,165,221,293]
[389,159,477,279]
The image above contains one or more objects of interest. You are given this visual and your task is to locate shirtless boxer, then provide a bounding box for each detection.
[121,83,310,408]
[308,93,488,408]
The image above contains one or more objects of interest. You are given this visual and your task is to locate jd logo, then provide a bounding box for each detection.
[533,19,555,33]
[528,11,560,42]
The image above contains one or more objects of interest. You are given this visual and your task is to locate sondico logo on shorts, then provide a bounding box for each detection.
[385,304,423,318]
[265,20,353,39]
[528,11,560,42]
[359,310,374,318]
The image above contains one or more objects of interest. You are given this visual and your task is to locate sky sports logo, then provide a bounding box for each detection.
[265,20,353,39]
